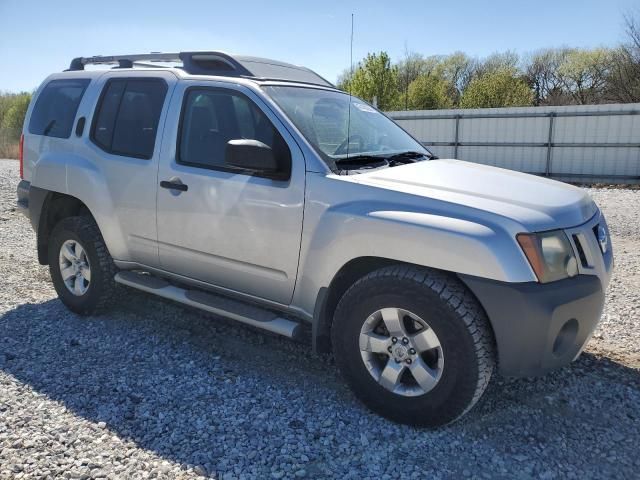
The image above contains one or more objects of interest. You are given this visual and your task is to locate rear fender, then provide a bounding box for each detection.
[31,152,128,260]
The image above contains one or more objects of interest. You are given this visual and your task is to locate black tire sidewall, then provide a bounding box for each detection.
[333,277,481,427]
[48,218,108,315]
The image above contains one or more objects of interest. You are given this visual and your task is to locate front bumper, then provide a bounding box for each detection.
[461,209,613,377]
[460,274,605,377]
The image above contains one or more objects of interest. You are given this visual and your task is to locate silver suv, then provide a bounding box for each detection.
[16,52,613,427]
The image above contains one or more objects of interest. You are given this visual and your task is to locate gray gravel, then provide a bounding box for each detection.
[1,158,639,479]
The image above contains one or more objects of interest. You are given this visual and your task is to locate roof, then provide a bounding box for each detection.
[66,51,335,88]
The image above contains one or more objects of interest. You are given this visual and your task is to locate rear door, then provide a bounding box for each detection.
[22,75,92,183]
[156,82,306,305]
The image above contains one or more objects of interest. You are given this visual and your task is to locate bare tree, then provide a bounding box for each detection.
[626,11,640,49]
[476,51,520,76]
[397,46,426,110]
[526,48,571,106]
[608,12,640,102]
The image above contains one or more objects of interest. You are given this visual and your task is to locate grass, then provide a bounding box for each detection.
[0,142,19,159]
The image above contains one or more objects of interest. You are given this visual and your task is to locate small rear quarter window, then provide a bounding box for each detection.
[28,79,90,138]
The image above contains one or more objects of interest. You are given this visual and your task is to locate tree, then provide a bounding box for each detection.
[398,52,477,107]
[336,19,640,111]
[0,93,31,131]
[434,52,478,102]
[397,48,427,110]
[460,69,533,108]
[608,12,640,102]
[556,48,612,104]
[526,48,571,106]
[336,68,353,91]
[407,74,453,110]
[477,51,520,76]
[341,52,400,110]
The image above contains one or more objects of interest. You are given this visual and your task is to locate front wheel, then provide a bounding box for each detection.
[332,266,495,427]
[48,216,118,315]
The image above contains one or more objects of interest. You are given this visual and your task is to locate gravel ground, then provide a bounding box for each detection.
[0,158,638,479]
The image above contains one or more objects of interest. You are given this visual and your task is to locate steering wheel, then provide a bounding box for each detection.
[334,134,365,155]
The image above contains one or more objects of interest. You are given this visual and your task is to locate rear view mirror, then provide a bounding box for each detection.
[225,139,288,179]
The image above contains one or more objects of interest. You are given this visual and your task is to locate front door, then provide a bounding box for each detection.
[156,83,305,305]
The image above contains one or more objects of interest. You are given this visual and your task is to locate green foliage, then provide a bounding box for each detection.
[407,74,454,110]
[0,93,31,130]
[344,15,639,111]
[556,48,613,104]
[431,52,477,98]
[340,52,399,110]
[0,92,31,158]
[460,69,533,108]
[477,51,520,76]
[397,51,428,109]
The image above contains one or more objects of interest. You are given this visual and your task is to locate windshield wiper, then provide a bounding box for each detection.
[334,151,436,172]
[334,155,389,169]
[43,119,57,137]
[387,151,437,162]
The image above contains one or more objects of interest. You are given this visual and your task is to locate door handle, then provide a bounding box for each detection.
[75,117,86,137]
[160,179,188,192]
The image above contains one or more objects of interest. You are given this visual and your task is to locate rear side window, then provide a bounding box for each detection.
[28,79,90,138]
[91,78,167,159]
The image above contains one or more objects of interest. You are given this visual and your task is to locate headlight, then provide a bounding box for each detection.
[517,230,578,283]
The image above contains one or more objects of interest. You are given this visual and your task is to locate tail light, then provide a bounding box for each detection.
[19,133,24,179]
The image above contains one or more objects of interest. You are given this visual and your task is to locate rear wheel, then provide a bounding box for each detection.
[48,216,118,315]
[332,266,495,427]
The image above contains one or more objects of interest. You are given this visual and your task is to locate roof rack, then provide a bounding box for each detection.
[67,51,334,88]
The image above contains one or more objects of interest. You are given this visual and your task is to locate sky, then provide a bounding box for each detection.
[0,0,637,92]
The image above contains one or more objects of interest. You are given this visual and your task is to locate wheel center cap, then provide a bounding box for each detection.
[392,344,409,361]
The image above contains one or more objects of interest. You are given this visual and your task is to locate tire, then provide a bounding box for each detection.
[48,216,118,315]
[332,265,495,427]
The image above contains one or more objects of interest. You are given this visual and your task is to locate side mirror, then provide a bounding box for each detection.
[225,139,282,177]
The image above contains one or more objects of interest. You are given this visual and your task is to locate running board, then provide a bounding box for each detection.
[114,271,303,340]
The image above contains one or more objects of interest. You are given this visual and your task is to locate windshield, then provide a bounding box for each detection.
[263,86,430,171]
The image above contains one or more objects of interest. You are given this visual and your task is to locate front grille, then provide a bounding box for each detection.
[573,234,589,267]
[565,211,612,286]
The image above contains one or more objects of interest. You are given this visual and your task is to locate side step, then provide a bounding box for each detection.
[114,271,304,340]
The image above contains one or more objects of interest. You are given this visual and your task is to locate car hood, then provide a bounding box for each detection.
[348,159,598,231]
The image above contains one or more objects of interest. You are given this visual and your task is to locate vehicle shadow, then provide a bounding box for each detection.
[1,295,638,478]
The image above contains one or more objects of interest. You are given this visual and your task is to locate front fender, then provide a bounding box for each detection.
[292,197,536,317]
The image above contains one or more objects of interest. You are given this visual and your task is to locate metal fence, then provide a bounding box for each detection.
[387,103,640,184]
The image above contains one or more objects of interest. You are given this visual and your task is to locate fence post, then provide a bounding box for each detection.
[453,114,461,159]
[545,113,555,177]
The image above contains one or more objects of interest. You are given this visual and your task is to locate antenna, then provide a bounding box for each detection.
[346,13,354,159]
[350,13,354,86]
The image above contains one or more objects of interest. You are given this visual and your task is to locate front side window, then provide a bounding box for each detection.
[263,86,430,171]
[91,78,167,159]
[29,79,90,138]
[178,88,289,171]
